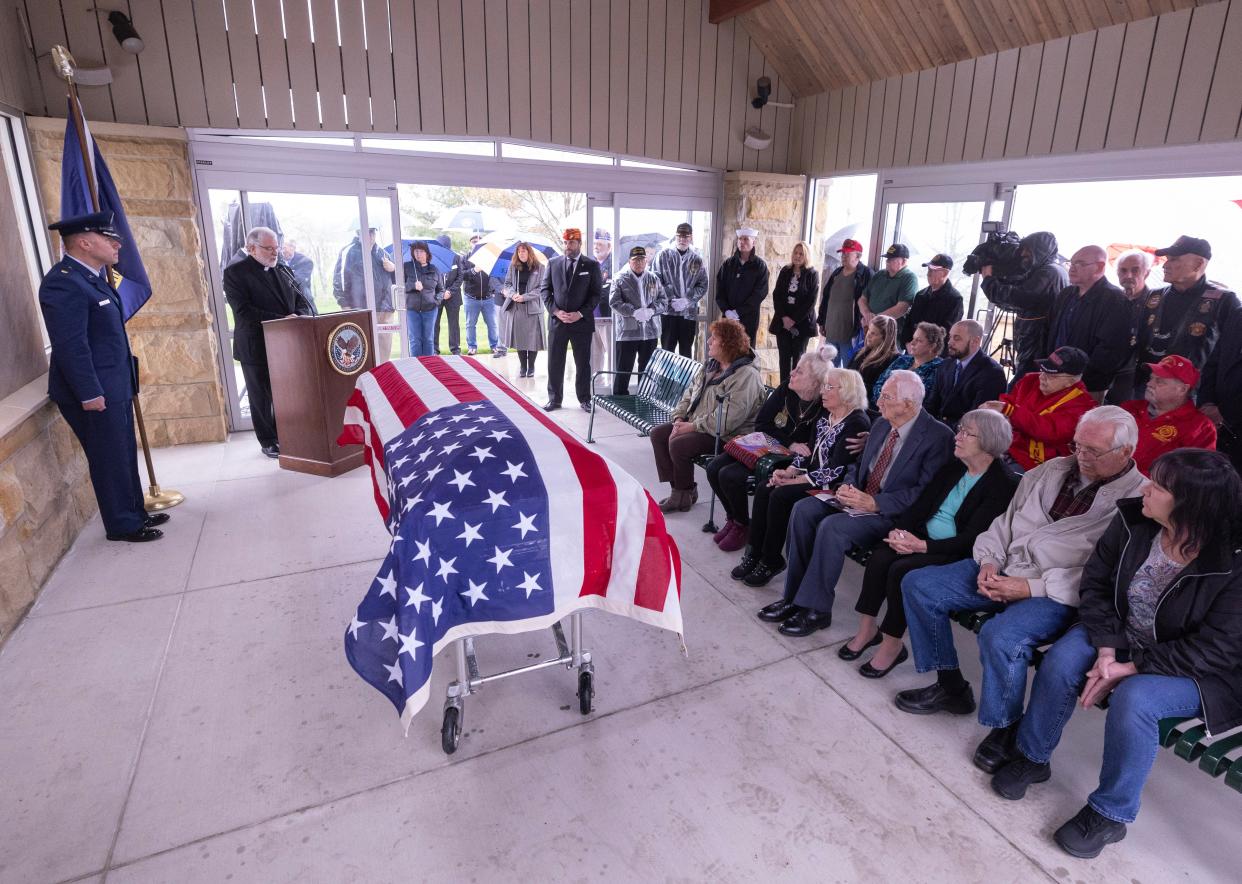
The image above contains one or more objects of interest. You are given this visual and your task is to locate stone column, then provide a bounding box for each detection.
[26,118,228,446]
[722,171,809,386]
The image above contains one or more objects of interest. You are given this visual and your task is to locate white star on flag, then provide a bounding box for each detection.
[436,557,459,581]
[402,493,423,513]
[407,432,425,445]
[512,512,537,537]
[431,596,444,625]
[427,500,455,525]
[398,473,417,488]
[441,442,461,456]
[469,445,495,463]
[417,449,434,463]
[383,659,404,686]
[448,470,475,492]
[461,579,489,606]
[483,489,509,512]
[500,461,527,483]
[487,429,511,442]
[518,572,543,598]
[404,582,431,611]
[424,414,441,424]
[377,572,397,599]
[379,615,400,642]
[456,522,483,546]
[413,538,432,564]
[465,403,485,411]
[391,455,410,469]
[424,464,444,482]
[449,413,469,423]
[348,616,367,639]
[459,426,480,437]
[398,628,424,658]
[431,428,451,440]
[487,546,514,572]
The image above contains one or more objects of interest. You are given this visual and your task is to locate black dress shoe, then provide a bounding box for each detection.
[1053,805,1127,858]
[974,722,1021,774]
[991,756,1051,800]
[894,682,977,715]
[838,632,882,661]
[543,401,561,412]
[742,563,783,588]
[730,553,759,581]
[261,444,280,459]
[580,401,593,412]
[757,600,800,622]
[144,512,171,527]
[106,527,164,543]
[859,645,909,678]
[779,609,832,636]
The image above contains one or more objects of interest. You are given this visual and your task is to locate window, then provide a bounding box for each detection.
[500,142,613,166]
[361,138,495,157]
[807,174,878,276]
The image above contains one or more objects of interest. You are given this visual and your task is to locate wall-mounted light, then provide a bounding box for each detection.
[107,11,144,54]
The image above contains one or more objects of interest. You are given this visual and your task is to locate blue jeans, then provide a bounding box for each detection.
[901,558,1078,727]
[1014,623,1202,823]
[464,297,497,350]
[406,309,436,356]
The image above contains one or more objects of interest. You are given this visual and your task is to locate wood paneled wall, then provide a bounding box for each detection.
[0,4,38,111]
[16,0,794,173]
[789,0,1242,175]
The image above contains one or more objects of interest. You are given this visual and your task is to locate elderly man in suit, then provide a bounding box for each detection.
[757,369,956,636]
[223,226,315,457]
[541,227,603,412]
[39,211,165,543]
[925,320,1008,429]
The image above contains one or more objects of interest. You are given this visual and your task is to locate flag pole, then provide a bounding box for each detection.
[52,46,184,512]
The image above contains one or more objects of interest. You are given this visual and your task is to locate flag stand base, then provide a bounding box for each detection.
[144,484,184,512]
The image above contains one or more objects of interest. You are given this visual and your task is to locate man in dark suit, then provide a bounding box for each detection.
[222,226,315,457]
[541,227,603,411]
[926,320,1008,428]
[39,211,164,542]
[758,370,955,636]
[1045,244,1132,399]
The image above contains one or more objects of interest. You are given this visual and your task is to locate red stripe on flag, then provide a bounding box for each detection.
[632,494,679,611]
[460,356,618,598]
[372,360,430,427]
[339,389,390,521]
[420,356,487,402]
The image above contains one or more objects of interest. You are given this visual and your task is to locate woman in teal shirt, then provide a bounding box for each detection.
[839,408,1020,677]
[870,321,945,406]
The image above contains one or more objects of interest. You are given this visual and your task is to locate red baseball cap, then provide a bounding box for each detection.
[1146,355,1199,386]
[838,238,863,253]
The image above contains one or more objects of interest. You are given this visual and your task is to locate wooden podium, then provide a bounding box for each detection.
[262,310,376,476]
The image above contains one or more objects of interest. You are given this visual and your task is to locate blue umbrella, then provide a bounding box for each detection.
[466,233,560,280]
[384,239,457,274]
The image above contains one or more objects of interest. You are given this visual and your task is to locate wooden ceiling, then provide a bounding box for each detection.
[738,0,1220,96]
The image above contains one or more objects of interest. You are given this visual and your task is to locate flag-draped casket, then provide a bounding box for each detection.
[339,356,683,730]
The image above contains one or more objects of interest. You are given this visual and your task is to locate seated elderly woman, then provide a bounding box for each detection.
[649,318,766,513]
[704,348,831,553]
[840,409,1020,678]
[983,345,1095,472]
[870,321,946,404]
[731,366,872,587]
[989,448,1242,860]
[756,369,955,636]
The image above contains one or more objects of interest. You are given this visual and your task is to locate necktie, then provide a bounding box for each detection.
[952,360,963,389]
[565,258,575,286]
[864,428,900,495]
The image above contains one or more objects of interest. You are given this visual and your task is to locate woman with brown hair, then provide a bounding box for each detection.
[649,318,766,513]
[768,240,819,385]
[848,314,899,407]
[501,242,547,377]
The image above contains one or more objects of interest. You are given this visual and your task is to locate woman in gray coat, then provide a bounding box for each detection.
[608,246,669,394]
[501,243,547,377]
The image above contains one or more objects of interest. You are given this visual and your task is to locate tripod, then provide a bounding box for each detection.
[982,306,1018,374]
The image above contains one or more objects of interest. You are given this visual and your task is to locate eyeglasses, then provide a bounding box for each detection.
[821,384,839,392]
[253,244,278,254]
[876,392,901,402]
[954,428,979,439]
[1069,441,1124,459]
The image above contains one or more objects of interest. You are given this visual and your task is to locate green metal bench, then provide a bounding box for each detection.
[587,349,702,444]
[950,610,1242,793]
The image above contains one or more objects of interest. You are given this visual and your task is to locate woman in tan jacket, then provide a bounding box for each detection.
[649,318,767,512]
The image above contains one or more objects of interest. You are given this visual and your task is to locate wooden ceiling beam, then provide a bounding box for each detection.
[709,0,773,24]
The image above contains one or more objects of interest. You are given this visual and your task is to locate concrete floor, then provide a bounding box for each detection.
[1,354,1236,883]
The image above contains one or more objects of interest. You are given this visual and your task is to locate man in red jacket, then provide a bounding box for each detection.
[983,346,1095,471]
[1119,355,1216,473]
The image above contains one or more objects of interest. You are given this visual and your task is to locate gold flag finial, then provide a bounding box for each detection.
[50,45,76,81]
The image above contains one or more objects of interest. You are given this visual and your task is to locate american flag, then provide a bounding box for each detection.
[339,356,684,729]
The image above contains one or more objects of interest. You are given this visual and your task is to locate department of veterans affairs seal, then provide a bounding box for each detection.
[328,321,368,375]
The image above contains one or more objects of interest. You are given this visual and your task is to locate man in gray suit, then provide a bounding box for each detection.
[758,370,955,636]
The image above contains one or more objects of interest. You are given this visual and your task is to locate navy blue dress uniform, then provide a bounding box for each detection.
[39,212,163,542]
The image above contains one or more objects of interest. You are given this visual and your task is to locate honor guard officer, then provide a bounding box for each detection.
[39,211,165,542]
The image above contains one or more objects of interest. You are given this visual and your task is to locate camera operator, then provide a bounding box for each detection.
[979,231,1066,380]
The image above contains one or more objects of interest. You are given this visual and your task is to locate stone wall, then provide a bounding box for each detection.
[0,392,93,643]
[26,118,228,446]
[722,171,810,385]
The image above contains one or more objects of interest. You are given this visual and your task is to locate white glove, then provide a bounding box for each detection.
[724,309,739,320]
[671,298,689,311]
[633,307,653,322]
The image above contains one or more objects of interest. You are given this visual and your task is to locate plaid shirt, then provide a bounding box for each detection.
[1048,461,1135,522]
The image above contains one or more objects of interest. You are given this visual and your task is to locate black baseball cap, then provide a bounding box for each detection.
[675,222,692,236]
[49,210,121,240]
[1036,346,1088,376]
[922,253,954,270]
[1154,235,1211,260]
[629,245,647,258]
[883,243,910,259]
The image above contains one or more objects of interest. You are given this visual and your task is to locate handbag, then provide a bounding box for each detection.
[723,431,792,470]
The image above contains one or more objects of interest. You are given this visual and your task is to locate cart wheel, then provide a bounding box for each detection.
[441,706,461,754]
[577,670,594,715]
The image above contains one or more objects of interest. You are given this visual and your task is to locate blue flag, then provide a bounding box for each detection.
[61,99,152,320]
